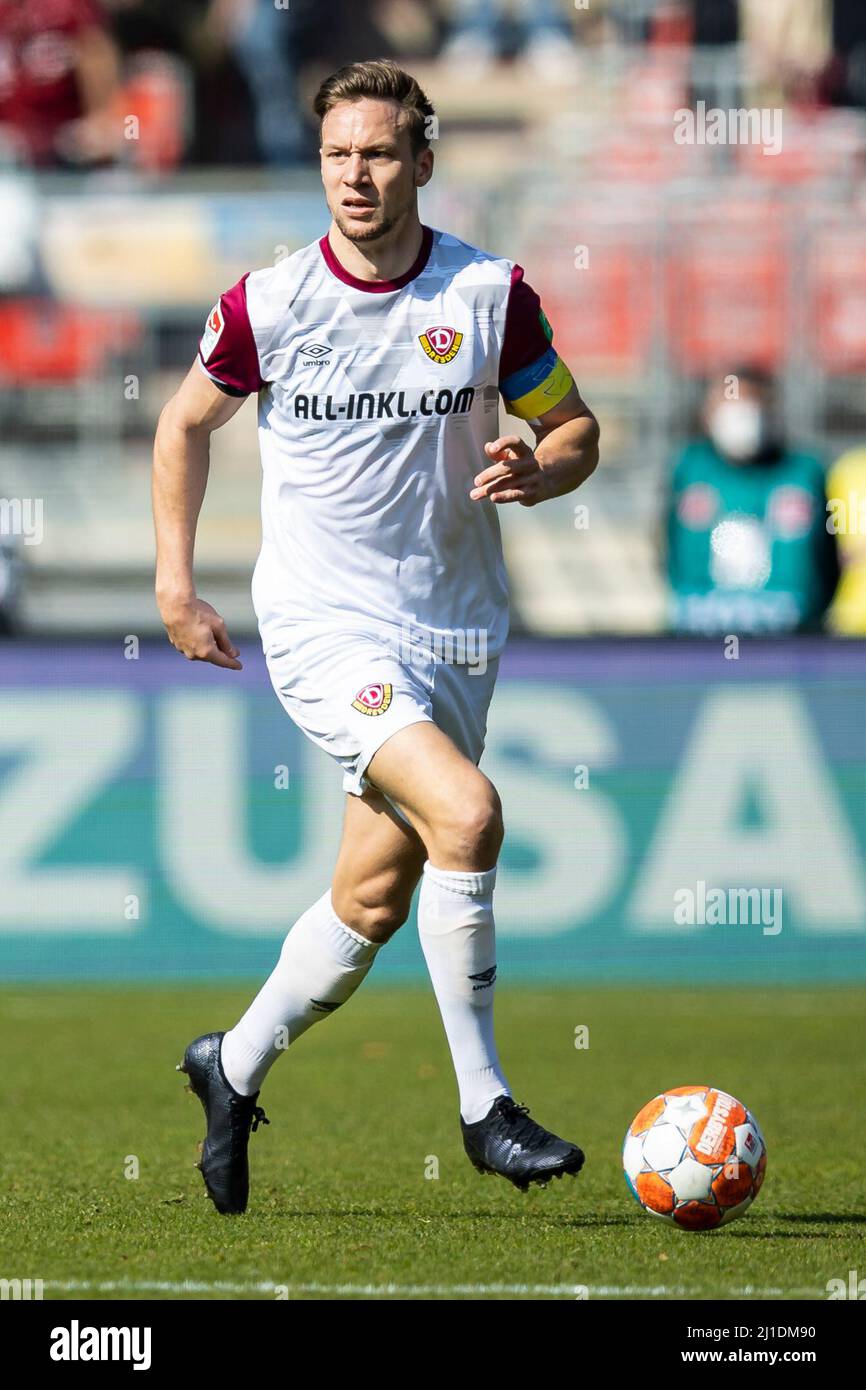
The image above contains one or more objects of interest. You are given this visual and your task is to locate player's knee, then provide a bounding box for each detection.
[439,782,504,868]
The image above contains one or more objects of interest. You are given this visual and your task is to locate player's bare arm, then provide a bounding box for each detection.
[152,363,245,670]
[470,382,600,507]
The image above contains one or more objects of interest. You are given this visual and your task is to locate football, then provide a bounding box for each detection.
[623,1085,767,1230]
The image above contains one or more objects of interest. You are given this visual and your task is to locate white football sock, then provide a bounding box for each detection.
[417,861,511,1124]
[220,889,380,1096]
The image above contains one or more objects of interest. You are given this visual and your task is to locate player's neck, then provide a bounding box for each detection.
[326,214,425,286]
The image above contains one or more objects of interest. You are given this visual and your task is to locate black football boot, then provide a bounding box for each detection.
[461,1095,585,1192]
[177,1031,269,1214]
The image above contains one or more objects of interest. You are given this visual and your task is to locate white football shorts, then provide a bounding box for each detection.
[261,621,499,804]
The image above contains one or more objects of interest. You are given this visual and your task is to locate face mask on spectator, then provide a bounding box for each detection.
[708,400,767,461]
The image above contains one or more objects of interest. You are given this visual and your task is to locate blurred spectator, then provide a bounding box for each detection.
[205,0,304,166]
[604,0,691,47]
[0,0,123,167]
[828,0,866,108]
[104,0,251,166]
[690,0,738,46]
[689,0,834,111]
[0,537,22,633]
[442,0,575,77]
[826,447,866,635]
[666,370,839,635]
[739,0,832,108]
[106,0,334,165]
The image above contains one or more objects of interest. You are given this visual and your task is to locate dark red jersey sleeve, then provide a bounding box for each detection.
[197,274,264,396]
[498,266,574,421]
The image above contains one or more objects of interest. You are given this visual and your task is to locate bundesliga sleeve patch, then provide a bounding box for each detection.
[199,303,225,363]
[351,682,393,716]
[419,325,463,364]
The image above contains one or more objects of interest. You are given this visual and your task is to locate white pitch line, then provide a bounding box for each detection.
[44,1279,822,1299]
[47,1280,589,1297]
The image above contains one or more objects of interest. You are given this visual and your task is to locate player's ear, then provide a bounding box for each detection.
[415,148,434,187]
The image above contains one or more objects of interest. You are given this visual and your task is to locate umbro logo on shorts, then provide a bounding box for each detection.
[469,966,497,991]
[419,325,463,364]
[351,682,393,716]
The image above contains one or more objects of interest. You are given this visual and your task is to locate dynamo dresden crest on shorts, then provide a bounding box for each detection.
[419,325,463,364]
[351,682,393,717]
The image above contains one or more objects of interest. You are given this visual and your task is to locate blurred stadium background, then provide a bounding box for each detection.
[1,0,865,984]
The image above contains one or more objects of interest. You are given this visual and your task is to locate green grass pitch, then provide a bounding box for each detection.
[1,985,863,1301]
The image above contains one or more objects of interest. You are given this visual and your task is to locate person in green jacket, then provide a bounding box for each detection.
[666,368,839,635]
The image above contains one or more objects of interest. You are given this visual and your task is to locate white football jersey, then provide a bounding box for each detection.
[198,225,574,660]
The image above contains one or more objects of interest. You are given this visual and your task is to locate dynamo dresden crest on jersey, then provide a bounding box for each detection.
[351,682,393,717]
[419,325,463,364]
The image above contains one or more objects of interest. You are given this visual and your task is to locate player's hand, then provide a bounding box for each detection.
[160,595,243,670]
[470,436,550,507]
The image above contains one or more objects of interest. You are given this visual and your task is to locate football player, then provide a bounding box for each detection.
[153,60,599,1213]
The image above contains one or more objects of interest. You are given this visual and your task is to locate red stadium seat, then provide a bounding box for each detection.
[531,236,655,378]
[114,51,188,173]
[808,223,866,373]
[735,112,866,185]
[0,301,141,385]
[666,201,789,374]
[587,121,713,184]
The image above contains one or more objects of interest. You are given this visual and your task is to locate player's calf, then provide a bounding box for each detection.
[330,863,420,944]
